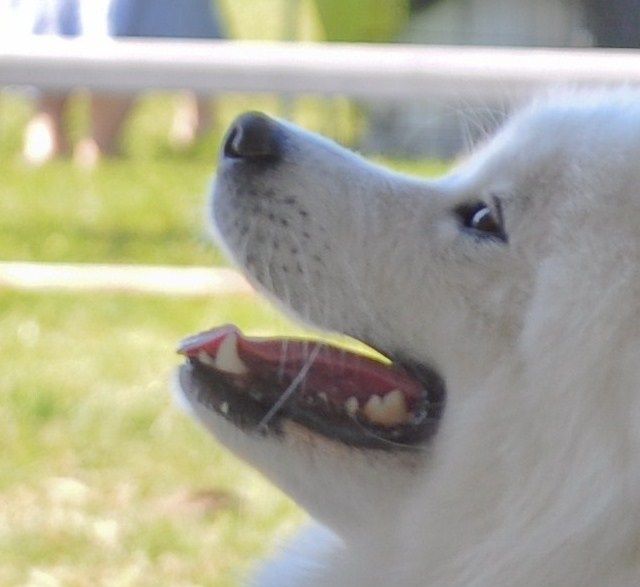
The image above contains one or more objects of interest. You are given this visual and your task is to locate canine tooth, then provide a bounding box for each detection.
[220,402,229,415]
[363,390,409,427]
[344,396,359,416]
[213,332,249,375]
[318,392,328,403]
[197,350,218,369]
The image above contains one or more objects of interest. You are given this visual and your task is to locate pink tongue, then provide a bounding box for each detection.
[178,325,423,406]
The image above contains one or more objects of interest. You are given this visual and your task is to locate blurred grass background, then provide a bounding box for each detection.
[0,1,447,585]
[0,291,305,586]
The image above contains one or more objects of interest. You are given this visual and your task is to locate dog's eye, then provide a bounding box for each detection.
[455,199,507,242]
[470,206,500,232]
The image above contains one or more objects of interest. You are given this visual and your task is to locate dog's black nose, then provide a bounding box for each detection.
[223,112,280,161]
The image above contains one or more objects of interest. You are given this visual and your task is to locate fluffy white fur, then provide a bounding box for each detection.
[181,91,640,586]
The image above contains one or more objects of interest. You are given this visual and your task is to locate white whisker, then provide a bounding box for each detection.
[257,344,321,431]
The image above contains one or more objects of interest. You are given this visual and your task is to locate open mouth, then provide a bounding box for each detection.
[178,325,445,450]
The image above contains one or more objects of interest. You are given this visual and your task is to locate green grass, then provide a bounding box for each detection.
[0,156,221,266]
[0,290,308,586]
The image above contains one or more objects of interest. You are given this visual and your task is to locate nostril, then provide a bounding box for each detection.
[223,112,280,161]
[223,126,240,158]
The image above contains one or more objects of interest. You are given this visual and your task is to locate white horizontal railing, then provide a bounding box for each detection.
[0,261,253,296]
[2,38,640,98]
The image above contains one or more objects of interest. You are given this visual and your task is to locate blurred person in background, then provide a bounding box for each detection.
[1,0,88,164]
[1,0,225,166]
[79,0,227,164]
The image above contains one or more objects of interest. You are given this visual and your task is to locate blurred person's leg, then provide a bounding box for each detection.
[23,93,71,165]
[170,93,214,148]
[12,0,84,164]
[109,0,225,149]
[195,95,214,137]
[74,94,134,167]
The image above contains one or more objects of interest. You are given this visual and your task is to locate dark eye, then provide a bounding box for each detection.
[455,198,507,242]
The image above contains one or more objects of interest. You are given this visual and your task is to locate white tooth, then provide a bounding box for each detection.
[213,332,249,375]
[363,395,383,421]
[383,389,410,422]
[344,396,359,416]
[198,350,218,369]
[318,392,328,403]
[220,402,229,415]
[363,390,409,427]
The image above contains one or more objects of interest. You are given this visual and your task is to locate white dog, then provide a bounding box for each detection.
[177,91,640,586]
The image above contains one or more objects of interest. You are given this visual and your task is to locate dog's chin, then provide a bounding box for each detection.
[175,350,436,535]
[176,325,446,453]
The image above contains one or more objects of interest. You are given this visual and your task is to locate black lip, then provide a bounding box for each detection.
[180,355,445,451]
